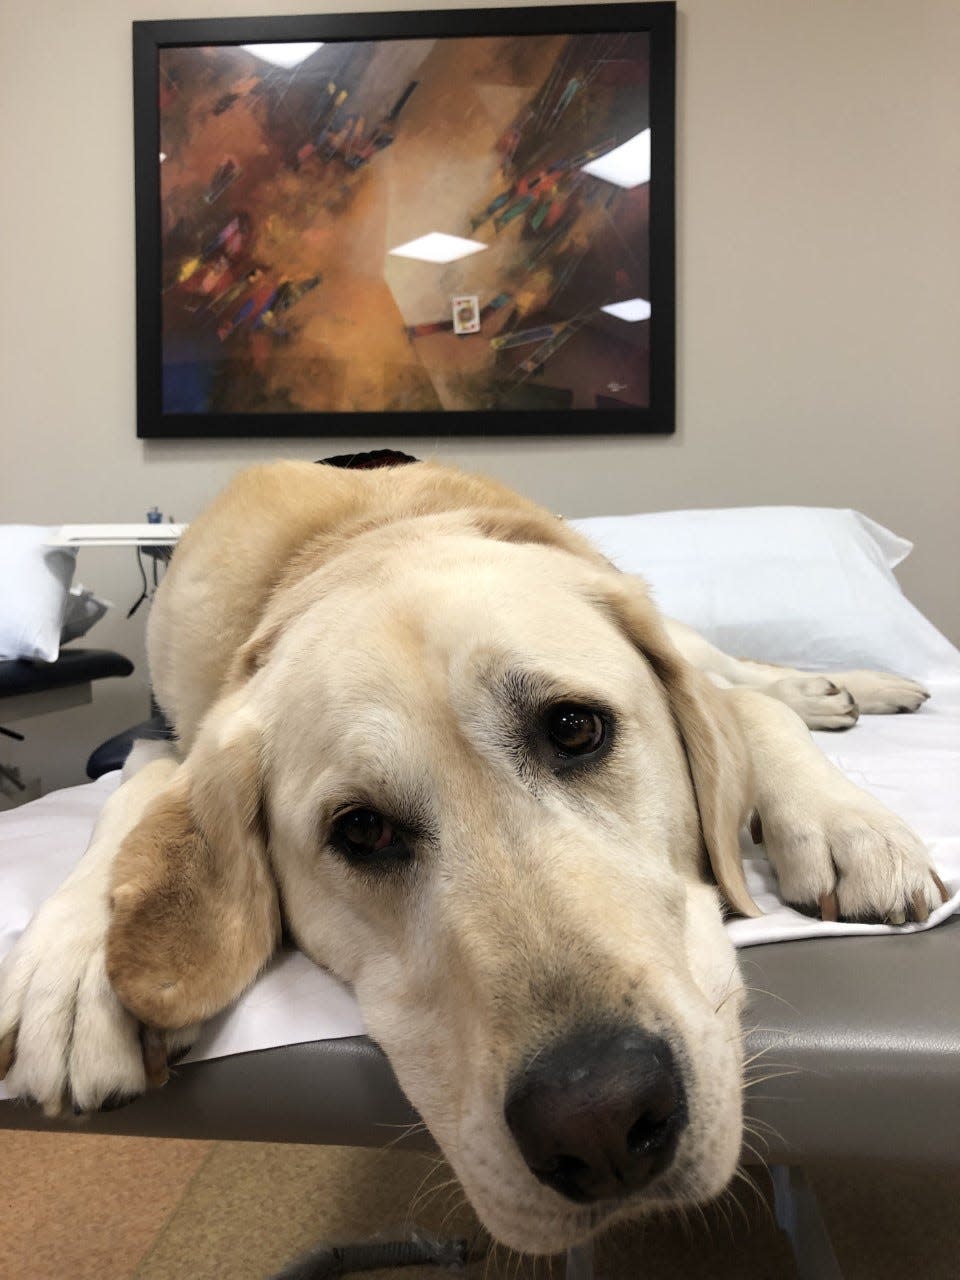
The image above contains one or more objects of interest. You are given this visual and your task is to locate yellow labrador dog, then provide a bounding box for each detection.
[0,460,946,1255]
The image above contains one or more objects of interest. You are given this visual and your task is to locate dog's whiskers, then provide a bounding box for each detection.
[491,1238,509,1280]
[481,1237,494,1280]
[507,1240,524,1280]
[743,1114,787,1149]
[514,1243,529,1280]
[711,1187,737,1240]
[741,1053,799,1079]
[673,1200,695,1243]
[523,1042,547,1073]
[404,1152,448,1222]
[729,1179,756,1231]
[713,961,745,1015]
[379,1118,430,1152]
[722,1177,756,1232]
[741,1067,801,1091]
[437,1187,471,1236]
[410,1172,462,1220]
[694,1197,713,1232]
[740,1041,780,1069]
[739,1136,770,1172]
[741,1121,772,1154]
[735,972,802,1015]
[732,1163,774,1225]
[465,1220,490,1266]
[730,1023,791,1054]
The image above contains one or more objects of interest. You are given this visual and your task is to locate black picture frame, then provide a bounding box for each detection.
[133,4,676,439]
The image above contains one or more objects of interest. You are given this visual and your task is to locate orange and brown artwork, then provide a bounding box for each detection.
[158,32,652,416]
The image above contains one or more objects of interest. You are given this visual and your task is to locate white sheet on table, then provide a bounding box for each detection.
[1,682,959,1094]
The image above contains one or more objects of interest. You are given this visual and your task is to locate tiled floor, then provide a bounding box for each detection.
[0,1132,214,1280]
[2,1131,959,1279]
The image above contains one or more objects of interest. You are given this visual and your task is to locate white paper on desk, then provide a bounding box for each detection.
[181,949,364,1065]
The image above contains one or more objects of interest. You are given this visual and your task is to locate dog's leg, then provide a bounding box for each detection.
[663,618,928,729]
[727,687,949,923]
[0,749,198,1114]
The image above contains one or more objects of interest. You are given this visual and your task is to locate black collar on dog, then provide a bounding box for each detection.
[316,450,419,470]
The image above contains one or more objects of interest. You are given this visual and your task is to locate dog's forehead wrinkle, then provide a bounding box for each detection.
[312,537,632,668]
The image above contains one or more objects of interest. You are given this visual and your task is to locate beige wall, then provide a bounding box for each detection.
[2,0,958,791]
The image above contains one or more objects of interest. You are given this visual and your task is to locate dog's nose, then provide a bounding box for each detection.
[504,1026,685,1204]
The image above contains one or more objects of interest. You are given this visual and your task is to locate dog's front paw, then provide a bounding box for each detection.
[756,797,949,925]
[767,676,860,731]
[829,670,930,715]
[0,889,196,1114]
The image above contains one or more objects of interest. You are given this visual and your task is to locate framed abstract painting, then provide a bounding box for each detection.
[133,4,676,437]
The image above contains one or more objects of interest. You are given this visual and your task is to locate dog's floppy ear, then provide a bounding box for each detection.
[106,692,280,1029]
[592,574,760,919]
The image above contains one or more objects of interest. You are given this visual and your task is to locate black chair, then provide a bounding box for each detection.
[86,711,174,779]
[0,648,133,736]
[0,648,133,703]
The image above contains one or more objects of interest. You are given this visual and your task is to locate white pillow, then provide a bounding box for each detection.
[0,527,77,663]
[569,507,960,682]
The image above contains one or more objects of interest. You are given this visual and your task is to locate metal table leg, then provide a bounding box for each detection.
[771,1165,843,1280]
[565,1239,594,1280]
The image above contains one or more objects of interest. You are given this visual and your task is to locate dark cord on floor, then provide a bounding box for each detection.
[266,1230,469,1279]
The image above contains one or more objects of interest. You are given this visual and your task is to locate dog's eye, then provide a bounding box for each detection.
[330,808,410,866]
[545,703,606,757]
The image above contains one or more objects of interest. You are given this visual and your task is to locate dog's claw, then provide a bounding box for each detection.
[909,891,930,924]
[141,1028,170,1088]
[0,1029,15,1079]
[933,872,951,905]
[42,1092,64,1119]
[819,890,839,922]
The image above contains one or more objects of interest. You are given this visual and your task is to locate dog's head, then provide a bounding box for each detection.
[107,523,756,1253]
